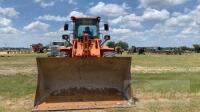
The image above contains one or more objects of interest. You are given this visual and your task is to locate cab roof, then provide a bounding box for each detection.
[71,16,101,22]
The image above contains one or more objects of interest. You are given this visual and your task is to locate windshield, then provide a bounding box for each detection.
[74,19,99,38]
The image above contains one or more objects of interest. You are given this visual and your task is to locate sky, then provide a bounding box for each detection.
[0,0,200,47]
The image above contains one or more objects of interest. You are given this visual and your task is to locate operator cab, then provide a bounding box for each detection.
[63,16,109,42]
[72,16,100,39]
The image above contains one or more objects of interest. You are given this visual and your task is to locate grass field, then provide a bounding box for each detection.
[0,54,200,112]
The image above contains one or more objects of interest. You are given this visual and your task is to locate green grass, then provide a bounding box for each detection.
[130,54,200,67]
[133,72,200,92]
[0,107,6,112]
[0,54,45,61]
[0,54,45,68]
[0,74,36,98]
[0,53,200,112]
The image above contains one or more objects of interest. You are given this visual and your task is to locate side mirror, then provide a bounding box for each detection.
[62,35,70,40]
[100,35,111,46]
[64,23,68,31]
[104,35,110,40]
[104,24,109,31]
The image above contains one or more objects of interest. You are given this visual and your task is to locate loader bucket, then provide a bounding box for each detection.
[33,57,132,111]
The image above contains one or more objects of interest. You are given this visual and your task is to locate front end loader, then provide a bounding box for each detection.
[33,16,133,111]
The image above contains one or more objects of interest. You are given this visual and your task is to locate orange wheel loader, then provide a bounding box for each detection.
[33,16,133,111]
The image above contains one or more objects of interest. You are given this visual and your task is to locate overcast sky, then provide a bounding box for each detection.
[0,0,200,47]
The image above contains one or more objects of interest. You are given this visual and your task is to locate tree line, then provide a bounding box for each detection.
[106,41,200,53]
[106,41,129,50]
[193,44,200,53]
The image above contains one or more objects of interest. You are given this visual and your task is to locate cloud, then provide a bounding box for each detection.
[40,1,55,7]
[35,0,77,7]
[175,5,200,38]
[181,26,199,35]
[44,31,58,37]
[0,6,22,35]
[139,0,188,8]
[165,15,191,27]
[23,21,49,32]
[0,6,19,17]
[1,0,199,47]
[111,28,132,37]
[37,15,67,22]
[34,0,55,8]
[143,4,200,40]
[142,8,170,21]
[67,0,77,5]
[36,11,86,22]
[0,17,11,27]
[0,26,22,34]
[89,2,129,17]
[0,17,22,34]
[42,27,66,40]
[67,11,87,18]
[110,28,145,45]
[109,4,200,47]
[109,13,143,28]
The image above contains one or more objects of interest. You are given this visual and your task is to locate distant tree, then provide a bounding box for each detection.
[180,46,188,51]
[127,46,136,54]
[131,46,137,52]
[106,41,116,48]
[138,48,145,55]
[115,41,129,50]
[157,47,163,50]
[115,46,123,54]
[193,44,200,53]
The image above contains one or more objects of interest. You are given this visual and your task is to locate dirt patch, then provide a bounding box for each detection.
[0,92,199,112]
[0,95,33,111]
[133,91,192,100]
[132,66,200,73]
[0,52,7,55]
[133,92,200,112]
[0,67,36,75]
